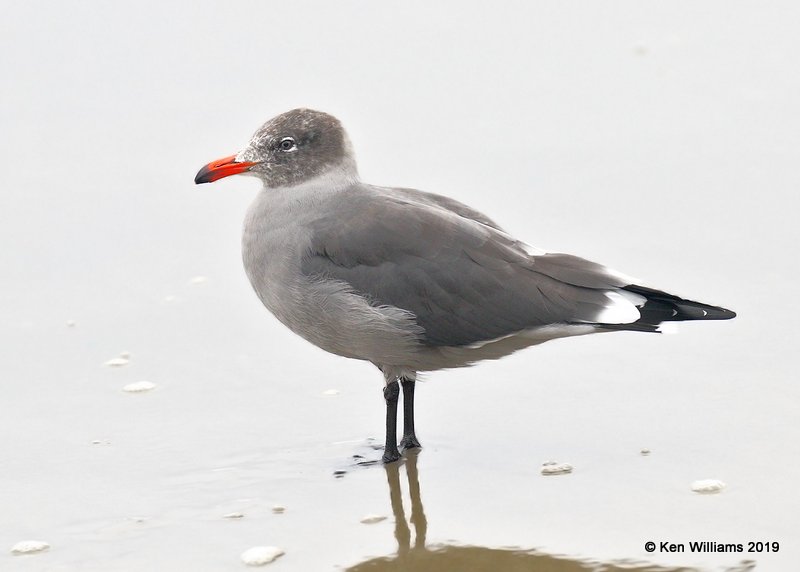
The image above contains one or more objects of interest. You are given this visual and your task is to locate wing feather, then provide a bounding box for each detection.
[300,189,634,346]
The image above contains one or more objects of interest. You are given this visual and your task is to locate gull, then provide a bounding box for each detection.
[195,109,735,462]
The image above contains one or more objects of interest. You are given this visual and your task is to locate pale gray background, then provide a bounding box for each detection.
[1,1,798,571]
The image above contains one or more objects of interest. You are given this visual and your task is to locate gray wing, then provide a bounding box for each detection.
[301,190,633,347]
[381,186,507,231]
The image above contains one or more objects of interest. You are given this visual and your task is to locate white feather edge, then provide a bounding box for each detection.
[521,242,548,256]
[464,324,597,349]
[521,243,643,286]
[595,290,646,324]
[656,322,680,335]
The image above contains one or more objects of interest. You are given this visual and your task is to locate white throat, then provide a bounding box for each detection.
[264,155,360,197]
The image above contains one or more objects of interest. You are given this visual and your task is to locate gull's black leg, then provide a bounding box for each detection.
[399,376,421,451]
[383,380,401,463]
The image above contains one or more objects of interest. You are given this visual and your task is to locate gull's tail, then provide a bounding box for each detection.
[598,284,736,333]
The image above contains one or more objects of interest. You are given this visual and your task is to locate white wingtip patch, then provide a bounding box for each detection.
[521,242,548,256]
[617,289,647,308]
[596,291,641,324]
[657,322,680,335]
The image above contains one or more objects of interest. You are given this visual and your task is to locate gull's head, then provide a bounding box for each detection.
[194,108,358,189]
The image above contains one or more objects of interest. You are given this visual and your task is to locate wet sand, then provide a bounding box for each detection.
[0,286,789,570]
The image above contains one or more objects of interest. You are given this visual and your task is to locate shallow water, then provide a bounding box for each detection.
[345,452,760,572]
[2,1,799,570]
[0,288,789,570]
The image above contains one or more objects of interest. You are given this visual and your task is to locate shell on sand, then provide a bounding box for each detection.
[241,546,285,566]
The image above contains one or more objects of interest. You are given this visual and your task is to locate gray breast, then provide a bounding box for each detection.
[241,186,425,365]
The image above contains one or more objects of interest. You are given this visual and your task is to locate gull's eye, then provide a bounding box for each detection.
[278,137,297,152]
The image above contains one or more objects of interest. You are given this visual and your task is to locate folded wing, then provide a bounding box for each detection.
[301,190,703,347]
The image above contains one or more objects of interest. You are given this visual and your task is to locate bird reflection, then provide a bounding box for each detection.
[346,450,750,572]
[385,450,426,559]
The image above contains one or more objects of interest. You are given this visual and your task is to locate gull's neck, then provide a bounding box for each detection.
[261,157,360,200]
